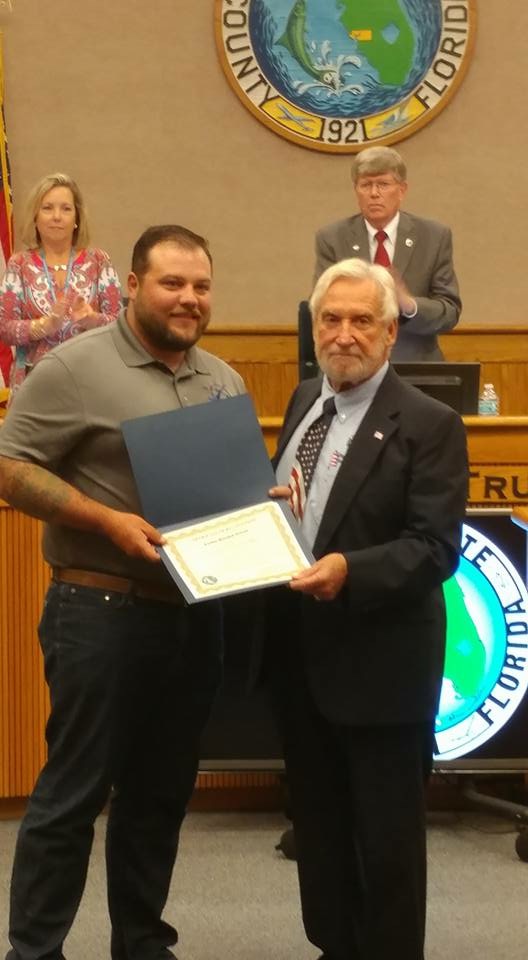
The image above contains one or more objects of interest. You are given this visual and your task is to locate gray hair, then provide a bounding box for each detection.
[21,172,90,249]
[351,146,406,184]
[309,258,399,326]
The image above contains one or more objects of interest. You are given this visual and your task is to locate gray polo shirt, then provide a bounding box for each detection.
[0,312,246,581]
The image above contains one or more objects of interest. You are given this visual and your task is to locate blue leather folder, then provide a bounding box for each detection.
[122,395,311,602]
[122,394,276,528]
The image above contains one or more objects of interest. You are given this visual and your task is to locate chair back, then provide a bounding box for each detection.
[298,300,318,381]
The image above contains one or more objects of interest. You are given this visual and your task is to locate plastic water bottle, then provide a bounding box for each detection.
[478,382,499,416]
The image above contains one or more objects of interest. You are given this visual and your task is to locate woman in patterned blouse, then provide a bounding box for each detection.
[0,171,122,396]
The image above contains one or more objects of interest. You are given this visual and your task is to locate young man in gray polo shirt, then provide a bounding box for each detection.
[0,225,245,960]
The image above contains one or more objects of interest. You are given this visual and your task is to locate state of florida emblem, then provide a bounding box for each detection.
[215,0,476,153]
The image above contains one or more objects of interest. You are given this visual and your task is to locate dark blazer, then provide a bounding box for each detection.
[314,211,461,361]
[271,366,468,727]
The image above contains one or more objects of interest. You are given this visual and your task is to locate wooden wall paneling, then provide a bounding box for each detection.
[482,364,528,416]
[203,327,298,417]
[263,416,528,509]
[261,418,283,457]
[228,361,298,418]
[202,329,297,364]
[441,327,528,414]
[202,324,528,417]
[462,417,528,465]
[0,506,49,798]
[0,508,8,794]
[442,327,528,362]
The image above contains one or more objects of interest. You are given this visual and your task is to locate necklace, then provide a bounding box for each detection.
[40,248,75,301]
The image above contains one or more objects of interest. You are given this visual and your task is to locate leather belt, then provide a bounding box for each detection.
[52,567,184,606]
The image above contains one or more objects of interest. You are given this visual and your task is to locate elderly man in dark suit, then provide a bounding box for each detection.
[313,146,461,360]
[268,258,468,960]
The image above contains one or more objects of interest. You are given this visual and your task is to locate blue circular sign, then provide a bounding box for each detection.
[435,523,528,762]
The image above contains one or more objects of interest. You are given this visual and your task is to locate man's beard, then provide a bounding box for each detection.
[316,351,366,387]
[316,347,386,388]
[135,305,206,352]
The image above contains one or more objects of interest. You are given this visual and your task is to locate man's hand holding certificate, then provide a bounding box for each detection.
[122,395,312,603]
[161,501,311,602]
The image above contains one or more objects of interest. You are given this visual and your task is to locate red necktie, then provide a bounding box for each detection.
[374,230,391,267]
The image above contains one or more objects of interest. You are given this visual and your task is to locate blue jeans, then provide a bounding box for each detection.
[7,582,222,960]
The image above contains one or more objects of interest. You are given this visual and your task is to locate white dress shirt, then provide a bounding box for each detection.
[276,363,389,550]
[365,212,399,264]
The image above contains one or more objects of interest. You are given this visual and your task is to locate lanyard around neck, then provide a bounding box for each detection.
[40,249,75,302]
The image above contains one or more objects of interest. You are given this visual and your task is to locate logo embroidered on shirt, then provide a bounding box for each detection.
[208,383,232,400]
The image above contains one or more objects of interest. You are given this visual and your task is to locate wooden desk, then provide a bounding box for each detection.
[263,416,528,506]
[201,323,528,417]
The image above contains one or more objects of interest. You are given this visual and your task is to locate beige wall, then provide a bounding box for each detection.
[1,1,525,326]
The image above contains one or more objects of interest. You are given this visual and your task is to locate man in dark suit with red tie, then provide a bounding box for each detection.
[267,257,468,959]
[313,146,461,360]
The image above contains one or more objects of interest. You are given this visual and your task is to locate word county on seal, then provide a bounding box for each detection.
[215,0,476,153]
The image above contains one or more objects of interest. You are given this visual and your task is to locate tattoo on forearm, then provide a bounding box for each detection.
[0,461,76,522]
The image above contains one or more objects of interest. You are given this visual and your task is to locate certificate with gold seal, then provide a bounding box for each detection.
[160,500,312,603]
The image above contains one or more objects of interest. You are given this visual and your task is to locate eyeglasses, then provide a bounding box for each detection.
[356,178,400,194]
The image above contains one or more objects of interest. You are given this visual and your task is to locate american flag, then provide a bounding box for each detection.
[289,463,306,521]
[0,33,13,390]
[329,449,345,468]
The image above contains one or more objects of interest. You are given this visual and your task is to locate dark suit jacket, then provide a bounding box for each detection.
[270,366,468,727]
[314,211,461,361]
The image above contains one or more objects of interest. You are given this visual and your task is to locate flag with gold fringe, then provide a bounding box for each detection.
[0,30,13,389]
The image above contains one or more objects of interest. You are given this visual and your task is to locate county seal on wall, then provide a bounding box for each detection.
[215,0,476,152]
[435,523,528,763]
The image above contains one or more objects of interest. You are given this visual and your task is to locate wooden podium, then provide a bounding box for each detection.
[200,322,528,419]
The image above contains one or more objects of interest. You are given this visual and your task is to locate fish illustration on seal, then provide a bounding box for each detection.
[277,0,361,92]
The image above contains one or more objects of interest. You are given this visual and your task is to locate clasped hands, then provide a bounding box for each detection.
[268,484,347,601]
[40,296,96,337]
